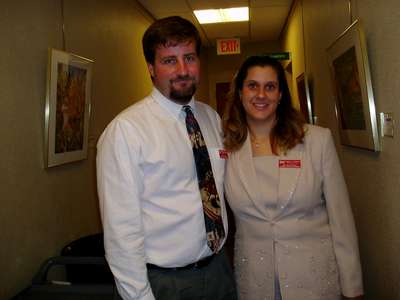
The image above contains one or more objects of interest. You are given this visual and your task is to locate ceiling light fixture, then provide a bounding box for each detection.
[194,7,249,24]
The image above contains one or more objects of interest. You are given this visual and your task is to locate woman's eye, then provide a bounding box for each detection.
[247,83,257,89]
[266,83,278,91]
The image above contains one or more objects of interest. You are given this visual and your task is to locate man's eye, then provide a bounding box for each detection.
[185,55,196,63]
[162,58,176,64]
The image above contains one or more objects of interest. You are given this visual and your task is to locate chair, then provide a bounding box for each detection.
[60,233,114,284]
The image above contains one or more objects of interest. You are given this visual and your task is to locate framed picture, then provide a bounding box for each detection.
[296,73,313,124]
[327,20,380,151]
[44,49,94,167]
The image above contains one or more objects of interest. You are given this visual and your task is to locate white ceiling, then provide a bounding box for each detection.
[137,0,294,47]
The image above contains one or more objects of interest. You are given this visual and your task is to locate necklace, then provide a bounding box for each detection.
[249,134,269,148]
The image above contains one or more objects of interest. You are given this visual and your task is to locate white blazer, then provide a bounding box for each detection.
[225,125,363,300]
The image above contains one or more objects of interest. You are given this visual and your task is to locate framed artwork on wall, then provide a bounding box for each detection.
[44,49,94,167]
[327,20,380,151]
[296,73,313,124]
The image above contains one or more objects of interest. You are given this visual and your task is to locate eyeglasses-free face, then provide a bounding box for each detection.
[147,40,200,104]
[241,65,282,127]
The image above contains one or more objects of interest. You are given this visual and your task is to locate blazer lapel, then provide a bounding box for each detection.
[234,134,272,219]
[274,144,304,219]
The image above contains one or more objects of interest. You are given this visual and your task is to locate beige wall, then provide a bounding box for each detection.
[0,0,153,298]
[346,1,400,298]
[207,41,281,110]
[283,0,400,298]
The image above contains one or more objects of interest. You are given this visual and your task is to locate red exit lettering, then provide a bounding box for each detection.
[218,39,240,54]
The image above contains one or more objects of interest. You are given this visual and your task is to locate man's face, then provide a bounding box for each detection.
[147,40,200,104]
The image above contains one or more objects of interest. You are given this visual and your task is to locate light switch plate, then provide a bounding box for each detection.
[380,112,394,137]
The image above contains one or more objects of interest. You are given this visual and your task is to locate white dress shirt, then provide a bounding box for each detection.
[96,87,228,300]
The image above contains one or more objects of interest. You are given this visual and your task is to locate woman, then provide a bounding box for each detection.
[223,56,363,300]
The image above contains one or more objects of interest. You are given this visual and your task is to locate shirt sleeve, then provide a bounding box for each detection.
[97,119,155,300]
[321,129,364,297]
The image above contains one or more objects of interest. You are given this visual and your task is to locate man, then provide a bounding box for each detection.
[97,16,237,300]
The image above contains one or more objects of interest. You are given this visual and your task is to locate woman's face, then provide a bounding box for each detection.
[240,65,282,125]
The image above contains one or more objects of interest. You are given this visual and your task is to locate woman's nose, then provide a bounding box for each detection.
[257,87,266,98]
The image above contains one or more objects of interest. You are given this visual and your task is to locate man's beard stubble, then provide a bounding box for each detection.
[169,75,197,104]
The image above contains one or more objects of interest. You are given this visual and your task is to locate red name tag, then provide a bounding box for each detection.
[219,149,229,159]
[279,159,301,168]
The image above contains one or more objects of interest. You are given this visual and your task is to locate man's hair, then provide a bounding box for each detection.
[142,16,201,64]
[223,55,306,154]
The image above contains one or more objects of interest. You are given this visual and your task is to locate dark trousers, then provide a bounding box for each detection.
[147,249,237,300]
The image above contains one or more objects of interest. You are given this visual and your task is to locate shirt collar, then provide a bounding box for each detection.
[151,87,196,120]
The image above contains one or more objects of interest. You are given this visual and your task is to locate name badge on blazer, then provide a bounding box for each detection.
[279,159,301,168]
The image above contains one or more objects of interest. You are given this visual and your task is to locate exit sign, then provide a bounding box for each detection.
[217,38,241,55]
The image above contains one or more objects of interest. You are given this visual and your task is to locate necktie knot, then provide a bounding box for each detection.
[183,105,192,115]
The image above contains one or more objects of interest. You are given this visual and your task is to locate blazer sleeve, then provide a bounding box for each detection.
[321,129,364,297]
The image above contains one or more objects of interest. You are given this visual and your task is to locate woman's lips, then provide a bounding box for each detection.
[253,103,268,110]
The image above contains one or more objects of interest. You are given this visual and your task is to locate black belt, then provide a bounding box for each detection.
[147,254,215,271]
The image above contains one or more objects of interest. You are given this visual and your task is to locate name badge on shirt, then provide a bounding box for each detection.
[218,149,229,159]
[279,159,301,168]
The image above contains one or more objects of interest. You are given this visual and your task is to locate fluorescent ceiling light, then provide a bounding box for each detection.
[194,7,249,24]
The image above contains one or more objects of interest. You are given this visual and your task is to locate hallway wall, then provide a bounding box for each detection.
[283,0,400,298]
[0,0,154,298]
[345,1,400,298]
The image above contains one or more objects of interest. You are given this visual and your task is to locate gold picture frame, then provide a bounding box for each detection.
[44,49,94,167]
[327,20,380,151]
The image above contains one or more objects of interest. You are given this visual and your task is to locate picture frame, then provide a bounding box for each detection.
[327,20,380,151]
[44,49,94,167]
[296,73,313,124]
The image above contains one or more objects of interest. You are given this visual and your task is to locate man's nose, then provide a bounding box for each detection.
[176,59,188,75]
